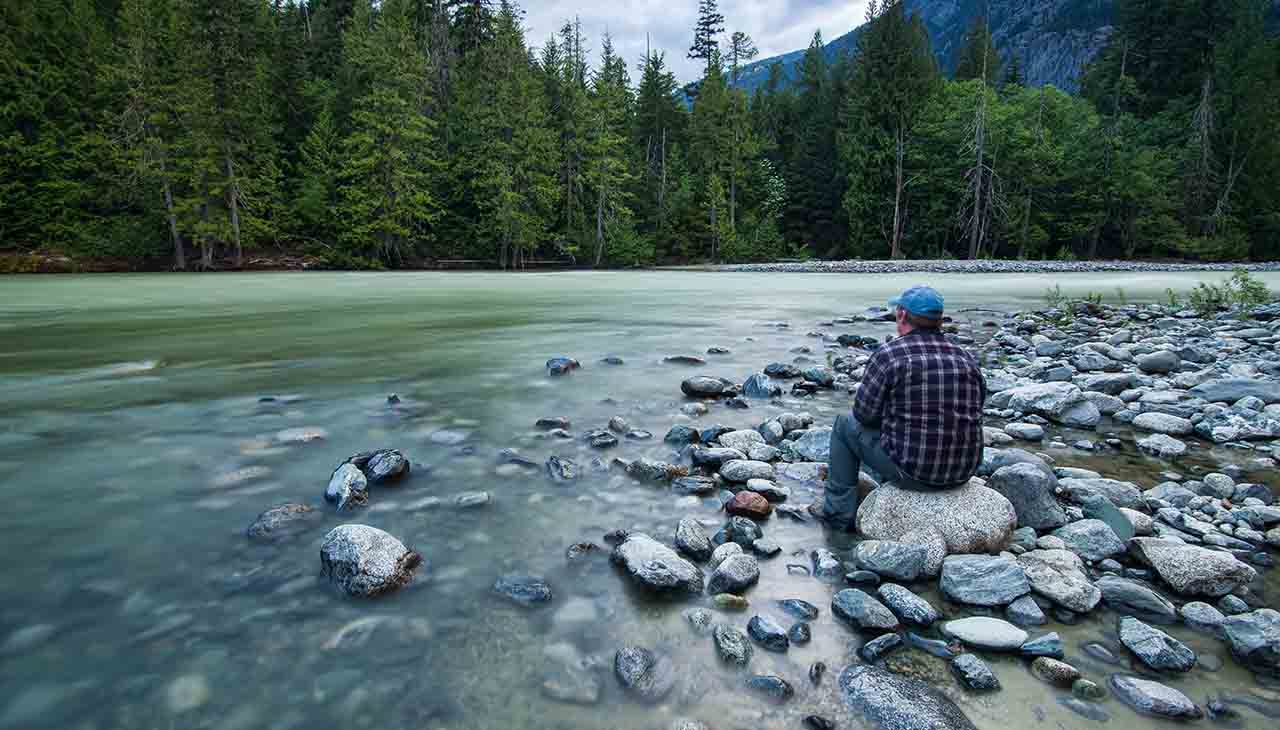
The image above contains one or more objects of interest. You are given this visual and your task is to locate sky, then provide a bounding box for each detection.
[517,0,873,83]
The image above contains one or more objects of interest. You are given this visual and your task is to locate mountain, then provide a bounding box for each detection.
[734,0,1118,93]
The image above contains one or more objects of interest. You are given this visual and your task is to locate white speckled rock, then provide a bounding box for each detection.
[719,460,775,483]
[1018,549,1101,613]
[611,533,704,596]
[857,478,1016,556]
[320,524,421,597]
[1130,538,1257,597]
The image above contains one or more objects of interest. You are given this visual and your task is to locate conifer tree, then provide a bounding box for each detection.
[688,0,725,74]
[954,15,1002,85]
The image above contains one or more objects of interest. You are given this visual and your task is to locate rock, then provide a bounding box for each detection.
[942,617,1029,651]
[717,516,763,547]
[951,654,1000,691]
[586,430,619,449]
[1031,657,1080,687]
[747,479,789,502]
[989,463,1067,531]
[542,650,603,705]
[713,624,753,666]
[840,665,978,730]
[1137,433,1187,458]
[546,455,579,483]
[319,525,421,597]
[166,674,211,713]
[857,479,1016,556]
[726,491,772,520]
[710,542,744,570]
[1133,412,1195,435]
[674,518,713,562]
[614,647,674,702]
[789,622,812,645]
[681,376,727,398]
[1004,423,1045,441]
[940,555,1029,607]
[748,615,790,652]
[362,449,410,482]
[1222,609,1280,677]
[1051,520,1125,562]
[536,417,571,430]
[546,357,581,376]
[1059,477,1143,510]
[1129,538,1257,597]
[325,463,369,511]
[1180,601,1227,636]
[1020,632,1065,658]
[745,675,794,703]
[246,503,317,541]
[719,460,774,483]
[1190,378,1280,404]
[786,428,832,462]
[611,534,704,596]
[1072,678,1105,700]
[860,632,904,662]
[877,583,938,626]
[1119,616,1196,672]
[751,538,781,558]
[626,458,678,482]
[742,373,781,398]
[1137,350,1181,374]
[854,541,927,582]
[811,548,844,582]
[493,575,553,607]
[1007,595,1047,625]
[1018,549,1101,613]
[1109,675,1203,720]
[711,593,749,611]
[718,429,765,452]
[1095,575,1177,623]
[707,554,760,595]
[672,476,716,496]
[683,608,715,634]
[831,589,900,633]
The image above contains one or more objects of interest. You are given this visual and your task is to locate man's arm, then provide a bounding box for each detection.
[853,351,893,428]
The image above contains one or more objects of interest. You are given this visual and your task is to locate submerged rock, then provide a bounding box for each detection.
[493,575,554,607]
[319,524,421,597]
[951,654,1000,692]
[1222,609,1280,677]
[840,665,978,730]
[1109,675,1203,720]
[246,502,317,541]
[1118,616,1196,672]
[831,589,899,633]
[325,463,369,511]
[614,647,675,703]
[707,554,760,595]
[611,534,704,596]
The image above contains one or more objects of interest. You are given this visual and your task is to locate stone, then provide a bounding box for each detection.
[747,615,790,652]
[717,516,763,547]
[672,476,716,496]
[325,463,369,511]
[1218,594,1249,615]
[811,548,844,582]
[611,533,704,596]
[714,624,753,665]
[718,429,765,452]
[939,554,1030,607]
[1119,616,1196,672]
[674,518,713,562]
[1095,575,1177,624]
[856,479,1016,556]
[625,458,676,482]
[877,583,938,626]
[1130,538,1257,597]
[1133,412,1195,435]
[681,376,727,397]
[546,357,581,376]
[614,647,674,702]
[362,449,410,482]
[1051,520,1125,562]
[1190,378,1280,404]
[786,428,832,462]
[1222,609,1280,677]
[778,599,820,621]
[854,541,927,582]
[706,554,760,595]
[988,463,1067,531]
[1180,601,1227,636]
[840,665,978,730]
[683,608,715,634]
[319,525,420,597]
[951,654,1000,691]
[1031,657,1081,687]
[719,460,775,483]
[831,589,900,633]
[1020,632,1065,659]
[860,632,904,663]
[1079,494,1136,542]
[1004,423,1045,441]
[709,542,743,570]
[1109,675,1202,720]
[1059,477,1143,510]
[1138,433,1188,458]
[246,503,317,541]
[712,593,749,611]
[1072,679,1105,700]
[1007,595,1047,625]
[942,617,1029,651]
[789,622,812,645]
[726,491,772,520]
[493,575,553,607]
[745,675,794,703]
[1017,549,1101,613]
[546,455,579,483]
[742,373,780,398]
[1137,350,1181,374]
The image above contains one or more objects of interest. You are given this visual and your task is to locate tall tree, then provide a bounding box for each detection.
[688,0,725,74]
[954,14,1002,85]
[726,30,758,85]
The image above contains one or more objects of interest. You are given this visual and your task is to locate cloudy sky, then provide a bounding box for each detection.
[518,0,873,82]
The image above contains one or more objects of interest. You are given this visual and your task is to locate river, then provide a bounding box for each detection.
[0,270,1277,729]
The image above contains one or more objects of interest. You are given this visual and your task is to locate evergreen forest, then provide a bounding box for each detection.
[3,0,1279,270]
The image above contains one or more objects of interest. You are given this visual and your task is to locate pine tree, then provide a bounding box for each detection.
[688,0,725,74]
[688,50,732,260]
[633,49,686,245]
[954,15,1002,85]
[585,33,637,266]
[726,31,758,85]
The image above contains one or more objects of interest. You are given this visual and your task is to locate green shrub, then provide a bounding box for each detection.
[1188,268,1272,317]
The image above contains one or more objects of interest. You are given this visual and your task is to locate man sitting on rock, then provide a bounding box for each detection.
[813,285,987,531]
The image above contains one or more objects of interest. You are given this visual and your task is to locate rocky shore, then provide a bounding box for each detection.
[715,259,1280,275]
[236,293,1280,729]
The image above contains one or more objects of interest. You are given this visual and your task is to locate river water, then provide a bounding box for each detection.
[1,270,1277,730]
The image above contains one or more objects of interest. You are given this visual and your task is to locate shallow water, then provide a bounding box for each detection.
[0,270,1277,730]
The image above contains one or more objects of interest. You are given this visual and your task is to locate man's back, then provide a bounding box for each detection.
[853,329,986,487]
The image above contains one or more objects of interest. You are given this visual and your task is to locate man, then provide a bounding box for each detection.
[815,285,987,531]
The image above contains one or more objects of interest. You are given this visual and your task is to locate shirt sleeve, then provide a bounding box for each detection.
[854,350,894,428]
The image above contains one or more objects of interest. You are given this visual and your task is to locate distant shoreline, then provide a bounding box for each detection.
[691,260,1280,274]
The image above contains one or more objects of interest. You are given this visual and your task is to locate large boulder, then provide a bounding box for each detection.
[839,665,977,730]
[1222,609,1280,677]
[1018,549,1101,613]
[319,525,421,597]
[988,463,1068,531]
[998,383,1101,428]
[1190,378,1280,404]
[939,555,1030,607]
[611,533,705,596]
[1129,538,1257,597]
[856,479,1016,556]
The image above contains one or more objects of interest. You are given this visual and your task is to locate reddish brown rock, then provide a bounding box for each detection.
[727,491,773,520]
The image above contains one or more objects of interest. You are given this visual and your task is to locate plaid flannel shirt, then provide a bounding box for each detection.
[853,329,987,487]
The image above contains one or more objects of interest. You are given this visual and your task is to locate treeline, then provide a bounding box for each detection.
[2,0,1278,270]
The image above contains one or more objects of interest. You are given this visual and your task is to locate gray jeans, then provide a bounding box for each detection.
[821,414,933,531]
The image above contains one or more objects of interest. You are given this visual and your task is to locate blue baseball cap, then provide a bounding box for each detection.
[889,285,945,319]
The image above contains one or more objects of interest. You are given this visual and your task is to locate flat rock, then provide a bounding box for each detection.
[939,554,1029,607]
[319,524,420,597]
[840,665,978,730]
[1109,675,1202,720]
[857,479,1016,556]
[720,460,775,483]
[726,491,772,520]
[1119,616,1196,672]
[1018,549,1101,613]
[853,541,927,582]
[675,517,713,562]
[942,617,1029,651]
[1222,609,1280,677]
[1130,538,1257,597]
[1137,433,1188,458]
[1133,412,1194,436]
[831,589,900,633]
[1051,519,1125,562]
[1059,477,1143,510]
[681,376,727,397]
[877,583,938,626]
[1095,575,1177,624]
[493,575,553,607]
[1190,378,1280,404]
[611,533,704,596]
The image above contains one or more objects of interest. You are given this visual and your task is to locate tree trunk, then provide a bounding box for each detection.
[224,152,242,268]
[730,127,738,233]
[158,149,184,270]
[594,183,605,267]
[658,128,667,232]
[710,199,718,263]
[890,125,905,260]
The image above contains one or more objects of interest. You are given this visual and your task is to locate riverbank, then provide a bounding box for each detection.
[711,260,1280,274]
